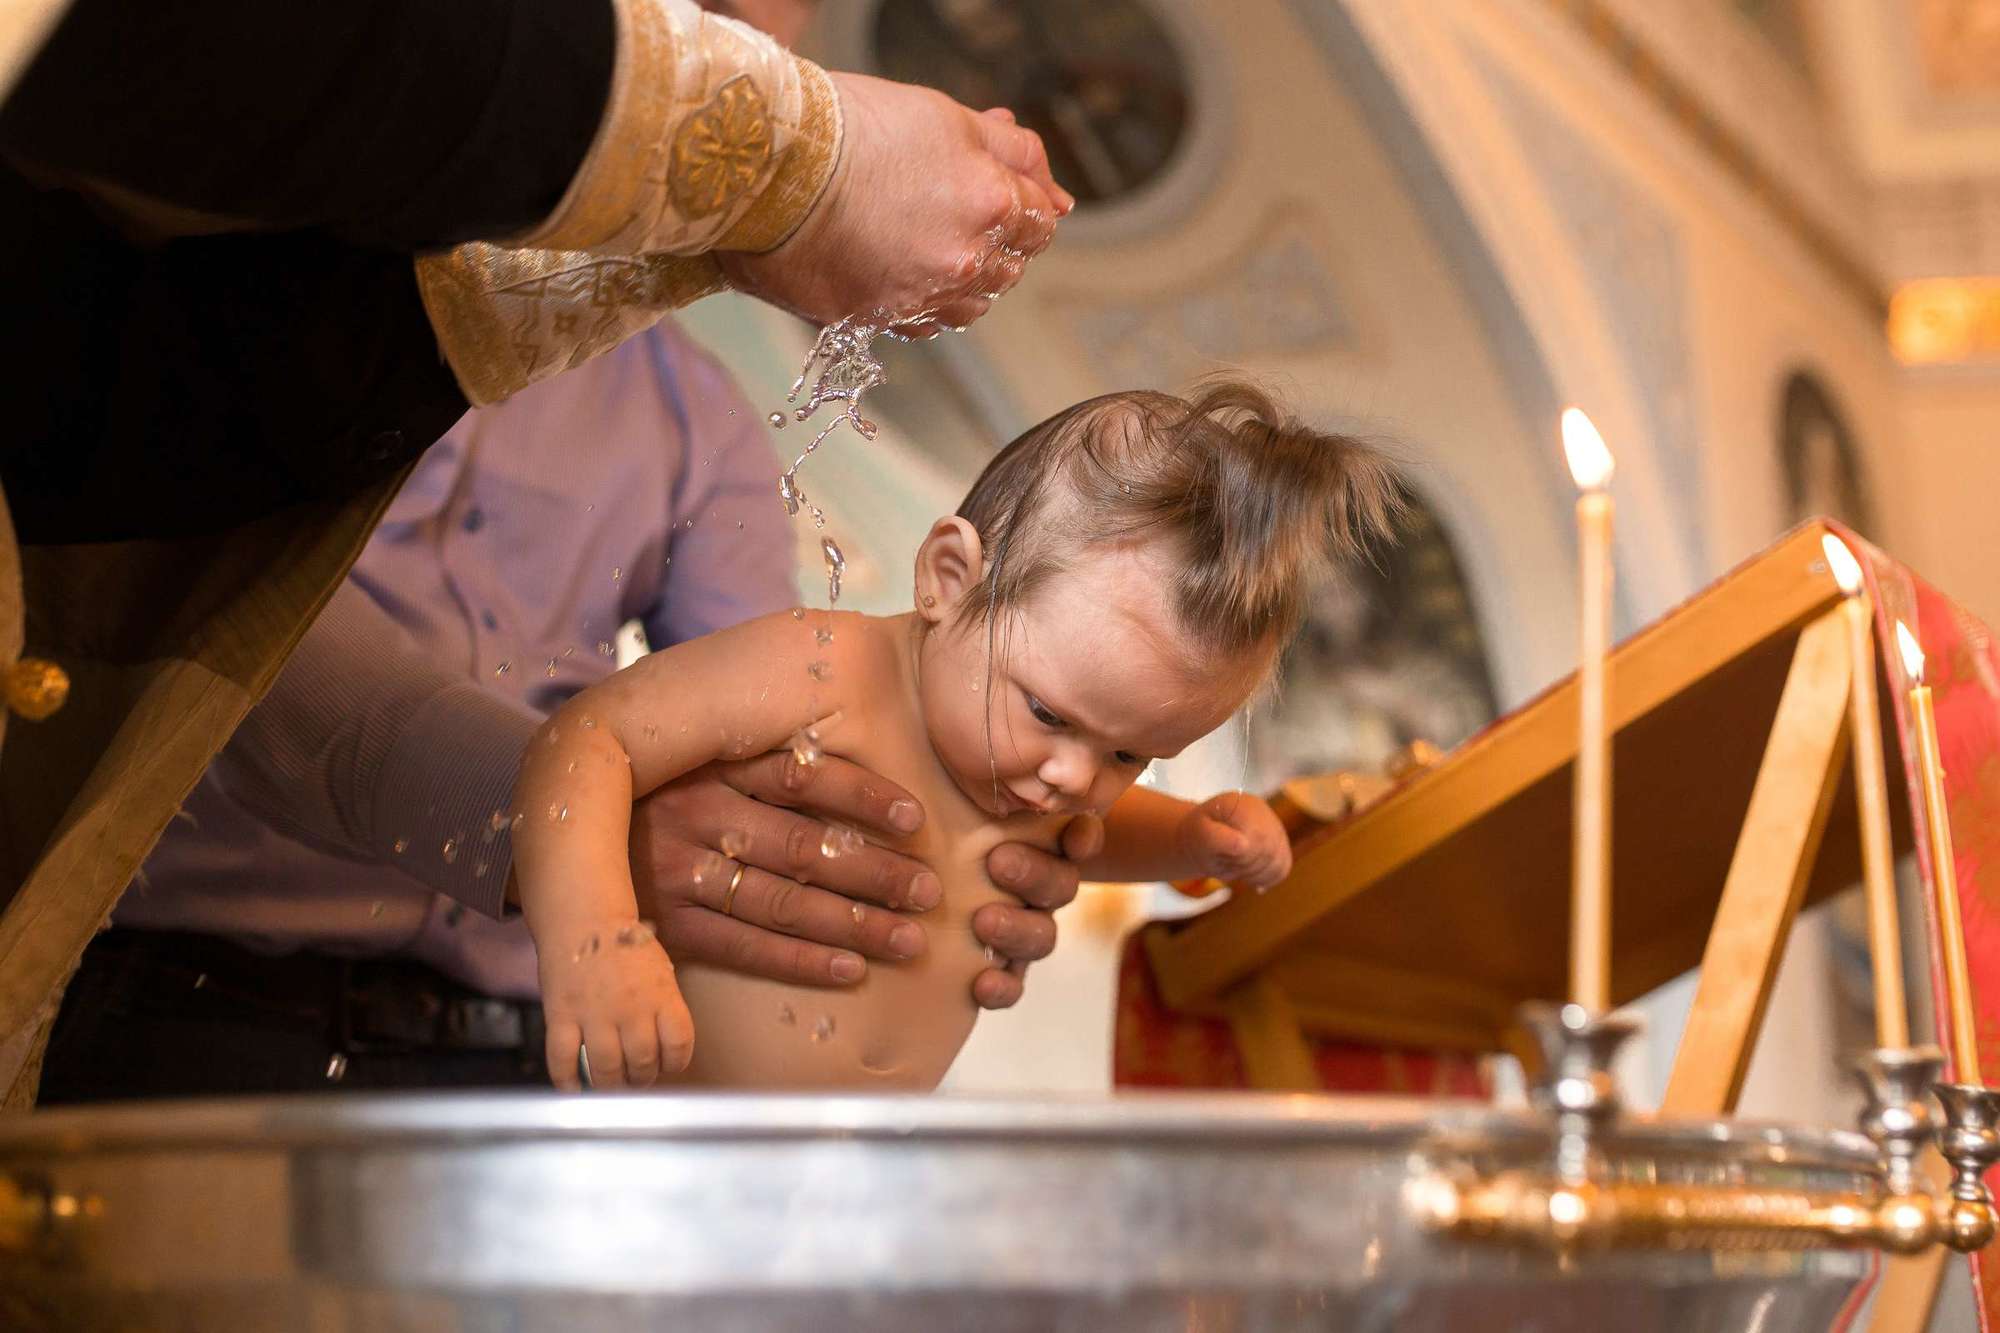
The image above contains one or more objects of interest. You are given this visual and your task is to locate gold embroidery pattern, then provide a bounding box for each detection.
[669,75,773,222]
[720,60,841,253]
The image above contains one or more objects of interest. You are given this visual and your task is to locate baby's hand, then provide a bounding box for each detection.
[537,921,694,1091]
[1176,792,1293,892]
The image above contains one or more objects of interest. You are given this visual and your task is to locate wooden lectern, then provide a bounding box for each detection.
[1125,520,1999,1330]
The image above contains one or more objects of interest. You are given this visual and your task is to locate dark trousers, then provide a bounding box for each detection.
[38,929,550,1104]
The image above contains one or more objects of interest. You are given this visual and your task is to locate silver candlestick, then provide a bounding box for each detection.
[1932,1081,2000,1252]
[1520,1002,1643,1186]
[1853,1046,1942,1253]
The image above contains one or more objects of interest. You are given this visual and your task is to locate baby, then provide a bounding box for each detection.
[511,380,1398,1090]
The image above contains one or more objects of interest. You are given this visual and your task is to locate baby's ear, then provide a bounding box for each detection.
[914,517,985,624]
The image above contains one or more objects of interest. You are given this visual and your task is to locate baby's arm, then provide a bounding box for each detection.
[1084,785,1292,890]
[511,609,849,1089]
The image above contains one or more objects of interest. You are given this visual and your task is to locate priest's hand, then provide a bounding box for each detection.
[718,74,1073,336]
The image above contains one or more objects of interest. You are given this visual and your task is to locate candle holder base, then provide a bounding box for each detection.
[1932,1081,2000,1253]
[1519,1002,1642,1184]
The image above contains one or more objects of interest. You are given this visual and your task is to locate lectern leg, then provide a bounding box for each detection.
[1224,975,1322,1092]
[1662,608,1852,1117]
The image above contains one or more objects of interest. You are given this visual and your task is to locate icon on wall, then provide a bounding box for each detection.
[1778,370,1875,534]
[1247,490,1498,788]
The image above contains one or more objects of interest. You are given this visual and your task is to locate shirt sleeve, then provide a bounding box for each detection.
[641,336,802,649]
[205,582,539,919]
[0,0,615,250]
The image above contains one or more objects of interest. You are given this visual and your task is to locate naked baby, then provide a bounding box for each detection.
[510,380,1398,1091]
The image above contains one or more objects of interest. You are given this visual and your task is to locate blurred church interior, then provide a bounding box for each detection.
[674,0,2000,1223]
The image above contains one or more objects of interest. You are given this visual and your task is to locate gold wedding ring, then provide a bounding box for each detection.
[722,861,747,917]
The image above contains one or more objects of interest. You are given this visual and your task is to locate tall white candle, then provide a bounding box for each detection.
[1563,408,1615,1014]
[1897,622,1981,1082]
[1822,535,1909,1048]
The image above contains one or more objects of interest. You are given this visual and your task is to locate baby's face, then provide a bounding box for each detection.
[918,538,1274,819]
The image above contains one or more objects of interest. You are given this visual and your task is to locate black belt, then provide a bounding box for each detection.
[80,928,543,1058]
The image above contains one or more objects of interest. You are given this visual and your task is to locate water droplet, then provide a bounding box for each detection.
[983,945,998,964]
[821,537,846,604]
[566,760,578,774]
[392,837,409,854]
[768,411,787,429]
[441,838,459,864]
[821,824,865,859]
[571,933,602,962]
[814,628,833,647]
[791,607,806,621]
[548,803,565,822]
[473,860,489,879]
[326,1053,348,1082]
[614,921,658,946]
[720,830,750,859]
[807,659,832,682]
[850,903,864,924]
[489,809,509,835]
[546,658,558,677]
[810,1015,836,1044]
[563,646,575,659]
[643,722,659,741]
[585,503,595,512]
[581,716,597,729]
[511,812,525,832]
[494,661,511,676]
[789,726,823,768]
[597,640,615,656]
[611,567,622,583]
[369,900,386,918]
[778,1004,797,1026]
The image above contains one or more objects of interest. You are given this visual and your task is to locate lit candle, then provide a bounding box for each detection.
[1563,407,1615,1014]
[1823,536,1909,1047]
[1897,620,1981,1082]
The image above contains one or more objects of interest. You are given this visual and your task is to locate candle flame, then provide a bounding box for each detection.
[1561,408,1615,490]
[1896,621,1925,682]
[1820,534,1864,595]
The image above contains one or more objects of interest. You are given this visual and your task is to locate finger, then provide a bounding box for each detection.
[657,1006,695,1073]
[971,900,1057,964]
[584,1022,627,1091]
[717,751,924,838]
[972,966,1025,1011]
[546,1020,584,1092]
[714,865,931,959]
[1060,813,1106,862]
[706,801,942,910]
[654,903,870,985]
[620,1020,662,1088]
[987,839,1083,912]
[977,114,1064,204]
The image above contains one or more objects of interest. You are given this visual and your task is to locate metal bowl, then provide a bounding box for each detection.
[0,1092,1879,1330]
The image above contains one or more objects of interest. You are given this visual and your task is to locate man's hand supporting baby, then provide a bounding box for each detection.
[631,748,1088,1010]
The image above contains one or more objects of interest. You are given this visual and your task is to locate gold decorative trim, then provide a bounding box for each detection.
[416,246,728,406]
[720,59,842,253]
[516,0,836,259]
[669,75,774,223]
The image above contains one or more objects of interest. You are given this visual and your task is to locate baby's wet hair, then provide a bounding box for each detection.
[954,378,1402,660]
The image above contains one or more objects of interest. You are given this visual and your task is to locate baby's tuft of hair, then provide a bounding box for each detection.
[954,378,1402,659]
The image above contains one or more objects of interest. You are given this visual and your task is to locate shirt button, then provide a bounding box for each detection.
[462,508,486,534]
[482,610,499,631]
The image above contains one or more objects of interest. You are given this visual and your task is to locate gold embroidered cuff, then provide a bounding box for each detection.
[718,58,841,254]
[519,0,838,258]
[416,245,729,407]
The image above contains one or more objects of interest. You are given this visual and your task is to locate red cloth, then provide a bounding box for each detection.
[1853,523,2000,1326]
[1110,934,1488,1096]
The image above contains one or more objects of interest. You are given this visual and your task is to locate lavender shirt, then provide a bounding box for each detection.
[116,321,798,998]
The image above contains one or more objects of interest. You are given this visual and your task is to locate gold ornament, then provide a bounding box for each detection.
[5,657,69,720]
